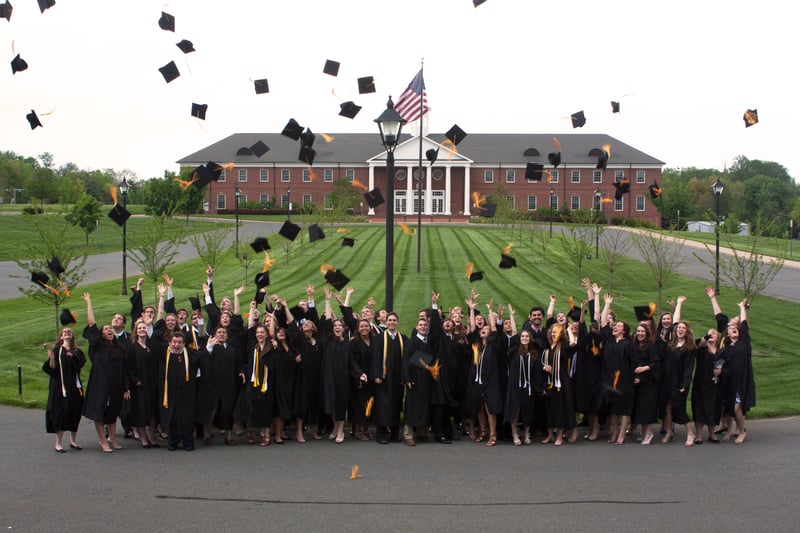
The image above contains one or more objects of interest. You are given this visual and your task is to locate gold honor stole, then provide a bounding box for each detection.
[162,347,189,408]
[382,331,403,378]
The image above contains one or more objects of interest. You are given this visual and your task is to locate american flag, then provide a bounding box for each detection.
[394,69,428,123]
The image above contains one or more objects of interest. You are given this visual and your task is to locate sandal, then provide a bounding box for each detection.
[513,436,521,446]
[475,431,486,443]
[259,435,270,446]
[246,431,255,445]
[524,435,531,445]
[485,434,497,447]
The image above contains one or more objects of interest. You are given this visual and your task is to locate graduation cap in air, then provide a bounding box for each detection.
[426,148,439,165]
[324,269,350,291]
[444,124,467,146]
[254,271,270,288]
[526,163,544,183]
[499,254,516,269]
[323,59,340,76]
[357,76,376,94]
[158,11,175,32]
[474,0,487,6]
[339,101,361,119]
[309,224,325,242]
[567,298,582,323]
[300,128,316,148]
[249,140,269,157]
[191,103,208,120]
[648,182,662,200]
[613,178,630,201]
[26,110,42,130]
[547,151,561,168]
[254,288,266,305]
[253,78,269,94]
[108,203,131,226]
[342,237,355,247]
[278,220,301,241]
[250,237,271,253]
[281,118,304,141]
[176,40,195,53]
[47,257,65,277]
[38,0,55,13]
[633,303,657,322]
[466,263,483,282]
[1,1,13,21]
[571,111,586,128]
[11,54,28,74]
[31,270,49,287]
[364,188,384,208]
[611,101,621,113]
[59,308,77,326]
[478,203,496,218]
[299,145,316,166]
[188,295,202,311]
[409,350,433,370]
[743,109,758,128]
[596,144,611,170]
[159,61,180,83]
[189,163,218,189]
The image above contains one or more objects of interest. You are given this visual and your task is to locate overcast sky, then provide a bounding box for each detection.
[1,0,797,183]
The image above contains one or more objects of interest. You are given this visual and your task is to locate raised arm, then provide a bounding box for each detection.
[82,292,96,327]
[673,295,687,324]
[233,285,245,316]
[547,294,556,320]
[592,283,602,323]
[508,304,517,336]
[156,283,167,321]
[600,293,613,327]
[705,286,722,315]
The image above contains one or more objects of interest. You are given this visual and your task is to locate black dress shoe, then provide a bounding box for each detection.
[376,436,389,444]
[436,436,452,444]
[184,445,195,452]
[168,445,178,451]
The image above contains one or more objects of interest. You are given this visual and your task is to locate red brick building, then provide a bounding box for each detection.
[178,132,664,225]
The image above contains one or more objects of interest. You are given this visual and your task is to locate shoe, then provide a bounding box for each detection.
[335,434,344,444]
[69,443,82,450]
[377,436,389,444]
[204,438,212,446]
[224,438,236,446]
[614,440,624,446]
[694,438,703,445]
[661,433,674,444]
[436,436,452,444]
[684,435,695,447]
[734,430,747,444]
[274,437,284,444]
[184,445,195,452]
[167,445,178,451]
[524,435,532,445]
[111,444,123,451]
[714,426,728,435]
[513,436,521,446]
[404,438,416,446]
[485,434,497,447]
[707,437,720,443]
[260,435,270,447]
[641,433,654,446]
[150,443,160,448]
[246,432,255,445]
[55,447,66,453]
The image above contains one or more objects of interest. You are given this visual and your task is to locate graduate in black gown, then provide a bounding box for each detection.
[319,290,354,444]
[288,302,322,442]
[541,324,577,446]
[244,322,276,446]
[430,310,461,444]
[402,314,437,445]
[159,332,205,451]
[127,319,162,448]
[198,326,244,446]
[504,329,542,446]
[719,300,755,444]
[599,294,634,445]
[371,312,409,444]
[661,321,697,446]
[43,327,85,453]
[631,323,660,445]
[692,328,724,443]
[349,319,375,441]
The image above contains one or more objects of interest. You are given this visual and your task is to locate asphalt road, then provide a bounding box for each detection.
[2,405,798,532]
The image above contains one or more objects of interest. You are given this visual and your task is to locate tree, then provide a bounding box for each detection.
[127,216,186,302]
[558,211,595,283]
[14,212,89,336]
[487,184,515,228]
[599,228,630,294]
[189,226,232,270]
[630,230,685,315]
[142,175,181,217]
[326,178,360,222]
[66,194,103,245]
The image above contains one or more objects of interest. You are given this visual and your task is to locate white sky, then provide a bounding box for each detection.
[1,0,797,182]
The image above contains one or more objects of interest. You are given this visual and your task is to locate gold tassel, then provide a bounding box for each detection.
[365,396,374,418]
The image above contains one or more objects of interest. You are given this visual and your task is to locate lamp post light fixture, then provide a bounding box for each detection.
[234,185,241,258]
[119,177,130,295]
[711,177,725,295]
[549,187,555,238]
[287,187,292,221]
[594,187,602,259]
[375,96,406,313]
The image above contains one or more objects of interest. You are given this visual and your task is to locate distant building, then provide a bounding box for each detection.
[688,221,749,235]
[178,132,664,225]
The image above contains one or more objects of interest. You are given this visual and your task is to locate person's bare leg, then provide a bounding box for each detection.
[95,422,111,452]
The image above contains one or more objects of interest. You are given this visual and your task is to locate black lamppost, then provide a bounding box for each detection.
[286,187,292,221]
[375,97,406,312]
[594,187,602,259]
[119,177,130,295]
[234,185,241,258]
[711,177,724,295]
[549,187,554,237]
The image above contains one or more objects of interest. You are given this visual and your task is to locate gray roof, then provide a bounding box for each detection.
[177,132,665,168]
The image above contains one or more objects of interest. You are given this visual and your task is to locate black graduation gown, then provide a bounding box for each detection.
[243,342,275,428]
[464,332,504,417]
[126,337,162,427]
[271,343,297,421]
[631,342,661,425]
[349,337,374,426]
[504,351,542,427]
[599,327,634,417]
[196,341,243,430]
[158,346,205,436]
[370,329,408,428]
[402,333,435,428]
[720,319,756,415]
[575,331,604,414]
[82,325,128,425]
[691,346,724,426]
[542,343,577,429]
[288,322,322,423]
[319,321,352,421]
[660,343,695,424]
[431,331,460,409]
[43,347,86,433]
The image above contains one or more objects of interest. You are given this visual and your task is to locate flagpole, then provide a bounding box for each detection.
[416,60,424,273]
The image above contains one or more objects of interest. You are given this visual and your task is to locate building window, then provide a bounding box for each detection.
[412,191,425,213]
[323,194,330,209]
[281,193,289,207]
[324,169,333,182]
[484,170,493,183]
[550,194,558,210]
[593,170,602,183]
[395,190,407,214]
[218,170,226,182]
[527,195,537,211]
[571,170,580,184]
[636,170,646,183]
[506,170,515,183]
[615,170,624,181]
[345,169,355,182]
[636,195,645,211]
[237,193,247,204]
[259,169,269,182]
[431,190,445,213]
[281,169,290,182]
[571,195,580,211]
[506,195,515,209]
[593,194,602,211]
[303,194,312,205]
[217,194,226,210]
[615,197,624,211]
[303,169,311,182]
[259,194,269,207]
[550,170,559,183]
[238,169,247,182]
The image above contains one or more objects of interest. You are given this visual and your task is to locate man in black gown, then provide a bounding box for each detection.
[371,312,408,444]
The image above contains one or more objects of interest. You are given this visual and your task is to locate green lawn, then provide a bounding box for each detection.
[2,224,798,417]
[657,228,797,261]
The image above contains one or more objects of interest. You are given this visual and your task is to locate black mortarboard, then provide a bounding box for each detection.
[571,111,586,128]
[281,118,303,140]
[339,101,361,119]
[611,101,620,113]
[254,289,266,305]
[743,109,758,128]
[299,145,316,166]
[250,237,271,253]
[159,61,180,83]
[648,182,662,200]
[525,163,544,182]
[59,308,77,326]
[11,54,28,74]
[254,78,269,94]
[107,203,131,226]
[190,165,213,189]
[342,237,355,247]
[236,147,253,156]
[176,39,195,54]
[613,179,630,201]
[250,140,269,157]
[278,220,301,241]
[31,270,49,287]
[324,269,350,291]
[323,59,340,76]
[26,110,42,130]
[469,271,483,282]
[426,148,439,164]
[191,103,207,120]
[308,224,325,242]
[499,254,516,269]
[568,306,583,323]
[444,124,467,146]
[357,76,376,94]
[189,295,201,311]
[1,1,13,21]
[409,350,433,370]
[38,0,55,13]
[158,11,175,32]
[364,188,384,208]
[254,271,270,288]
[633,303,657,322]
[596,146,610,170]
[478,203,496,218]
[47,257,65,277]
[474,0,487,5]
[547,151,561,167]
[300,128,315,147]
